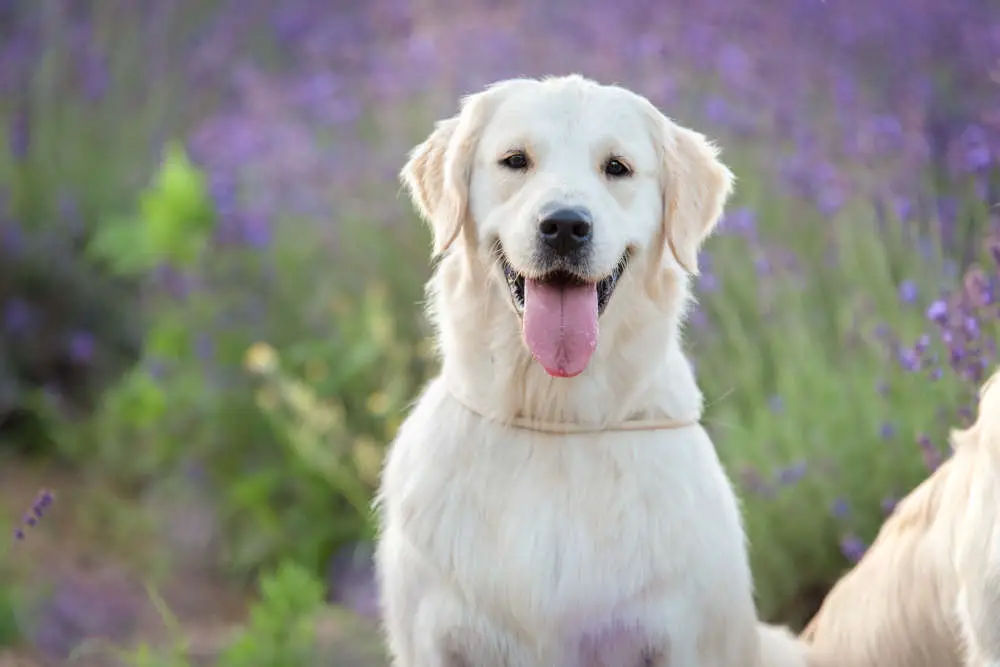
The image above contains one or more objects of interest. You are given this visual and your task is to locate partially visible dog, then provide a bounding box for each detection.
[803,368,1000,667]
[375,74,812,667]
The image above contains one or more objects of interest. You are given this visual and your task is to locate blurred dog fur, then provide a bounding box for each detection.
[802,368,1000,667]
[375,74,813,667]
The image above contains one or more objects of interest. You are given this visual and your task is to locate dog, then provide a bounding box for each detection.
[801,368,1000,667]
[375,74,812,667]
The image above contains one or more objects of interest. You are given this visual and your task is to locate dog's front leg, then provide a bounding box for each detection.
[654,627,757,667]
[403,589,535,667]
[419,622,539,667]
[957,583,1000,667]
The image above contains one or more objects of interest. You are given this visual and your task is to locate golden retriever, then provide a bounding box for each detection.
[802,368,1000,667]
[375,74,811,667]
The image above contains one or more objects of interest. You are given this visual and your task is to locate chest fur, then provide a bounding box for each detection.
[382,406,748,630]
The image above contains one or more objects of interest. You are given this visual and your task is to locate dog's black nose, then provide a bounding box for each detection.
[538,207,593,256]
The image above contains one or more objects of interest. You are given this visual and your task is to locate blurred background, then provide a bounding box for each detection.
[0,0,998,664]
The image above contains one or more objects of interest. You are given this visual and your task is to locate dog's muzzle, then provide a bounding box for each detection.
[497,239,628,379]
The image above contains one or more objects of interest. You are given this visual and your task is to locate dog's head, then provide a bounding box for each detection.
[402,75,733,382]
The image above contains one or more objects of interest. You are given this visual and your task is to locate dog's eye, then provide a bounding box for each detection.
[604,158,632,178]
[500,152,530,170]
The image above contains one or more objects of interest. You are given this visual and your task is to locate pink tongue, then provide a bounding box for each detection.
[522,279,599,378]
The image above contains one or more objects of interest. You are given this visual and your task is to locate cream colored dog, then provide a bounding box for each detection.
[375,75,811,667]
[802,368,1000,667]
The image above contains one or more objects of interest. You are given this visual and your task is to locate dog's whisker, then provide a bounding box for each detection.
[703,386,736,410]
[699,417,742,433]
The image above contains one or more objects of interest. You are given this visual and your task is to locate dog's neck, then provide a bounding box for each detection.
[427,254,704,429]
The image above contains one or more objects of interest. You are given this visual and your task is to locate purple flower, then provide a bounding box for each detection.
[31,572,140,659]
[839,534,867,563]
[917,433,943,471]
[216,210,273,249]
[956,124,993,172]
[926,300,949,325]
[715,44,751,86]
[889,195,912,222]
[719,207,757,237]
[689,308,710,329]
[79,52,109,102]
[816,184,846,217]
[66,331,95,365]
[12,489,54,541]
[776,461,807,486]
[241,212,272,249]
[739,466,773,497]
[145,358,169,380]
[3,298,33,334]
[870,114,904,152]
[326,542,379,620]
[897,347,921,372]
[704,96,731,125]
[831,498,850,519]
[963,317,979,339]
[937,196,959,231]
[897,280,918,304]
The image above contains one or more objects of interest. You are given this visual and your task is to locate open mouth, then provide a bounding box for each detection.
[496,245,629,378]
[498,250,628,317]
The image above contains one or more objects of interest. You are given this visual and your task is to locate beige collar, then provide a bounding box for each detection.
[447,388,700,434]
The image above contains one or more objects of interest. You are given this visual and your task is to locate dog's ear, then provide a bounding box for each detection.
[401,82,520,257]
[653,116,735,275]
[400,116,462,255]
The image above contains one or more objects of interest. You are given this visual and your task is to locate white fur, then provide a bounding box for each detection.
[376,75,811,667]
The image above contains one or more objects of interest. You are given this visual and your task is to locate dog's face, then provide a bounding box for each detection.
[402,75,733,379]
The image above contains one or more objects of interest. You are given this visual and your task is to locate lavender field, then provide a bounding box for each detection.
[1,0,999,663]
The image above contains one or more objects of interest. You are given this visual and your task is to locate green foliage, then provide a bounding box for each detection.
[88,142,216,275]
[42,146,218,479]
[41,143,433,582]
[0,2,216,451]
[222,279,432,575]
[692,154,978,623]
[218,561,327,667]
[72,563,327,667]
[0,528,21,648]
